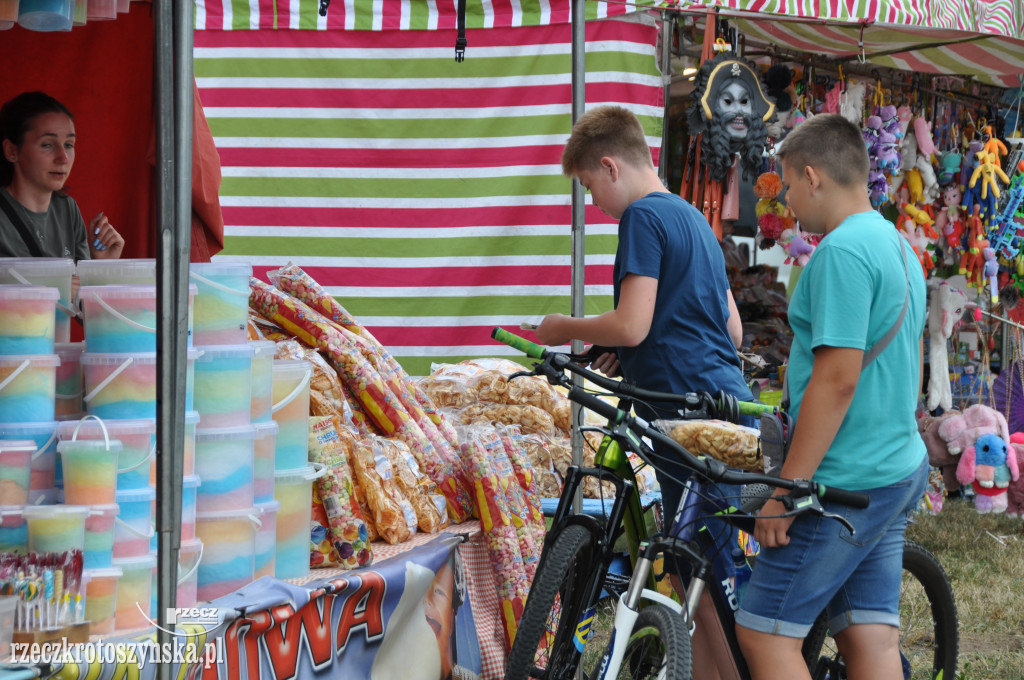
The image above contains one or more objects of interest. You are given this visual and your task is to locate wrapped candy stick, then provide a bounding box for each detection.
[498,425,547,553]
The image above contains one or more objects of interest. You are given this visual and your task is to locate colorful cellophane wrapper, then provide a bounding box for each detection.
[497,425,547,554]
[374,438,447,533]
[310,484,342,569]
[350,436,418,545]
[308,415,372,569]
[269,265,459,439]
[249,278,472,522]
[461,429,530,650]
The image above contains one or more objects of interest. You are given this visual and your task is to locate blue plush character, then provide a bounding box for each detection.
[957,433,1019,514]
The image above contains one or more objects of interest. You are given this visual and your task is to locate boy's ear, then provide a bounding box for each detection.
[804,164,823,192]
[600,155,618,180]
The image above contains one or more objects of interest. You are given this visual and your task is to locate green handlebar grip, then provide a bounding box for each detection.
[491,327,547,359]
[738,401,778,416]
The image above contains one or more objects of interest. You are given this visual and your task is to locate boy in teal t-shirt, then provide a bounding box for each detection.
[736,114,928,680]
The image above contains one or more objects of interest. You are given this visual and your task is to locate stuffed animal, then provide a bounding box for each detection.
[984,247,1000,304]
[840,80,867,124]
[754,172,792,247]
[956,432,1018,513]
[919,410,963,495]
[960,205,989,287]
[926,281,968,411]
[914,116,937,157]
[934,184,964,244]
[916,154,941,204]
[1006,433,1024,517]
[982,124,1008,160]
[938,403,1011,455]
[968,149,1011,220]
[938,151,962,186]
[779,226,815,266]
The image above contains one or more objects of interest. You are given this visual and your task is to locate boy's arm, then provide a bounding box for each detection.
[727,289,742,349]
[754,345,863,548]
[535,274,657,347]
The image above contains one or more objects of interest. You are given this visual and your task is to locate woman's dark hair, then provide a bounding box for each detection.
[0,92,74,186]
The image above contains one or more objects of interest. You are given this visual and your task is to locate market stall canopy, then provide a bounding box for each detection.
[681,0,1024,87]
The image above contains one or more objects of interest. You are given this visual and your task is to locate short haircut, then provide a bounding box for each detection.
[561,105,652,176]
[777,113,869,188]
[0,91,74,186]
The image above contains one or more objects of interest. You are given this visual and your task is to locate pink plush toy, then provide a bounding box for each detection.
[1006,433,1024,517]
[779,227,815,266]
[914,116,937,157]
[919,410,962,494]
[937,403,1010,455]
[956,432,1018,513]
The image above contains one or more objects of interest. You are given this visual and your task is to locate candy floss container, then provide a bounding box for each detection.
[0,285,59,354]
[84,503,119,569]
[253,420,278,504]
[0,258,74,343]
[23,504,89,553]
[84,566,122,635]
[271,360,312,470]
[152,537,204,614]
[254,499,279,580]
[80,285,195,354]
[112,553,156,631]
[83,349,198,420]
[0,421,59,504]
[115,486,154,558]
[0,440,35,506]
[0,354,59,423]
[193,344,254,427]
[273,463,325,580]
[189,262,253,345]
[57,437,122,506]
[150,475,201,551]
[77,258,156,287]
[250,340,275,423]
[0,507,27,553]
[58,418,154,491]
[195,425,255,512]
[54,342,85,420]
[195,507,259,602]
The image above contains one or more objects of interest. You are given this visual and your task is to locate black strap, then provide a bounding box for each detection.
[455,0,467,62]
[0,191,43,257]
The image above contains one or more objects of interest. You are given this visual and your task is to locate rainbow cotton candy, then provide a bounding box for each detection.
[196,509,257,601]
[195,426,255,513]
[57,439,122,506]
[273,465,319,580]
[112,554,155,631]
[84,566,122,636]
[0,355,59,423]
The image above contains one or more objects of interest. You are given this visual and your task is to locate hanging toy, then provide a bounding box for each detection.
[916,154,941,204]
[967,150,1011,221]
[960,204,989,288]
[753,171,792,248]
[982,124,1008,160]
[984,247,1000,304]
[914,116,937,158]
[937,150,962,187]
[779,224,816,266]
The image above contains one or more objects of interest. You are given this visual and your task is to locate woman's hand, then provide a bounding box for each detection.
[88,212,124,260]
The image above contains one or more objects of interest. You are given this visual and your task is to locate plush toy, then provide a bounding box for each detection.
[896,105,914,137]
[934,184,964,244]
[840,80,867,124]
[904,167,924,204]
[926,281,968,411]
[919,410,963,495]
[899,128,919,177]
[901,220,935,277]
[779,226,815,266]
[1006,433,1024,517]
[915,154,941,204]
[959,140,984,191]
[960,205,989,287]
[877,129,902,172]
[914,116,937,157]
[956,432,1018,513]
[937,151,962,186]
[968,149,1011,220]
[754,172,792,247]
[982,124,1008,160]
[938,403,1011,455]
[984,247,1000,304]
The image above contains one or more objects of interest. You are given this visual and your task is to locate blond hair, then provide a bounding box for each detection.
[561,106,652,176]
[777,114,869,188]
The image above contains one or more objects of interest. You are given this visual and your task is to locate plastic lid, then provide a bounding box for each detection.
[0,421,59,435]
[55,342,86,357]
[22,504,91,519]
[255,499,281,514]
[253,421,279,438]
[81,352,156,365]
[272,360,312,377]
[112,553,157,570]
[115,486,156,503]
[0,354,60,367]
[274,464,321,483]
[250,340,276,356]
[57,439,123,454]
[0,440,38,454]
[79,285,158,300]
[76,258,155,275]
[0,258,74,275]
[193,343,255,360]
[0,284,60,301]
[83,566,123,579]
[180,537,203,552]
[89,503,120,516]
[189,262,253,277]
[195,424,257,442]
[182,475,201,489]
[58,418,156,439]
[187,348,200,361]
[196,506,259,521]
[185,411,201,425]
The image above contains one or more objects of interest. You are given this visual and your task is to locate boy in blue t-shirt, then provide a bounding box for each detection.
[735,114,928,679]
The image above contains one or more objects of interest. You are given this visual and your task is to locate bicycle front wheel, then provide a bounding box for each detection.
[802,539,959,680]
[610,604,692,680]
[504,524,600,680]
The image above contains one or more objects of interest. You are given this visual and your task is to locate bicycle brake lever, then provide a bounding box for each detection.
[508,370,536,381]
[821,510,856,534]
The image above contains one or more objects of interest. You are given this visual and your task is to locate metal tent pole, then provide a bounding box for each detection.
[569,0,586,517]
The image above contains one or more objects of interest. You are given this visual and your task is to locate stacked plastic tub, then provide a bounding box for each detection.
[190,262,264,601]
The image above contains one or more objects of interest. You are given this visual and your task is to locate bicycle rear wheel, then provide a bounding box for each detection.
[504,524,600,680]
[609,604,692,680]
[802,539,958,680]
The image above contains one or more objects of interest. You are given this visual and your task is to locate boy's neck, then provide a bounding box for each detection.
[625,166,669,204]
[822,191,875,234]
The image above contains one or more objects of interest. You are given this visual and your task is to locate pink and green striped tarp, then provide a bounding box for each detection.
[194,15,663,375]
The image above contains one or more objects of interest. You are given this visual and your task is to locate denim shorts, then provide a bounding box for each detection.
[735,455,929,638]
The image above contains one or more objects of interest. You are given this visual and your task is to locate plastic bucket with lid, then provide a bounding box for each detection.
[23,504,89,552]
[58,417,154,491]
[0,440,35,505]
[84,503,119,569]
[0,421,58,502]
[0,285,59,354]
[149,475,200,551]
[77,258,156,287]
[195,425,255,513]
[85,0,114,19]
[57,436,123,506]
[0,258,74,342]
[84,566,122,636]
[193,344,254,428]
[273,463,325,580]
[114,485,154,559]
[0,0,19,25]
[271,360,311,470]
[80,284,197,353]
[17,0,72,30]
[0,507,27,553]
[254,499,280,580]
[253,420,277,504]
[112,553,156,631]
[71,0,84,25]
[189,262,252,346]
[0,354,59,423]
[195,507,259,602]
[82,350,198,420]
[249,340,275,423]
[151,537,203,614]
[54,342,85,420]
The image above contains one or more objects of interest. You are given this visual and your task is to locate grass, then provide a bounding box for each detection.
[573,498,1024,679]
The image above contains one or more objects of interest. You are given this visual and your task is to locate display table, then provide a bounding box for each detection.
[41,521,504,680]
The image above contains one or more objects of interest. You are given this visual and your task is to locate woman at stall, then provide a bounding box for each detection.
[0,91,124,261]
